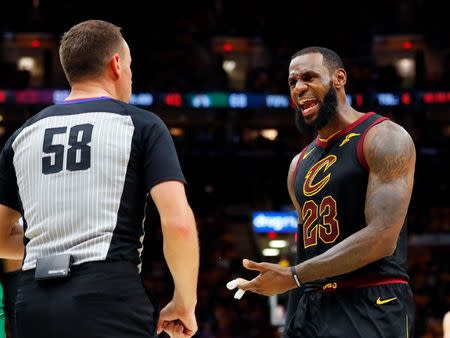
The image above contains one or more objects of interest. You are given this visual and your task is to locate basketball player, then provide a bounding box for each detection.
[229,47,415,337]
[0,20,198,338]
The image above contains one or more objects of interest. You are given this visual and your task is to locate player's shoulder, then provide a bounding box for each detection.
[289,153,301,175]
[363,118,415,177]
[365,118,413,148]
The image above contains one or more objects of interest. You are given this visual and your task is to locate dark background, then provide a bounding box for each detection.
[0,0,449,337]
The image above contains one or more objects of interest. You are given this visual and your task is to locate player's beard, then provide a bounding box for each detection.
[294,82,339,133]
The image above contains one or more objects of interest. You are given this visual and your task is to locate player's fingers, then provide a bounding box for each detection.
[243,259,266,271]
[226,279,239,290]
[235,277,257,291]
[234,288,246,299]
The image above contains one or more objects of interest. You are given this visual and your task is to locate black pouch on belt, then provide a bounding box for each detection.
[34,254,74,281]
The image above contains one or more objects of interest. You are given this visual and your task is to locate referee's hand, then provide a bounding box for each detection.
[157,299,197,337]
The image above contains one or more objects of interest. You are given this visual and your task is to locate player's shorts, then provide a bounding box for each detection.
[15,260,158,338]
[283,279,414,338]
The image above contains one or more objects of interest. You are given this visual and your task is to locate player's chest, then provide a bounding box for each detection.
[295,146,366,202]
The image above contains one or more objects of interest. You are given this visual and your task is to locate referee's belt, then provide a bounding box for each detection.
[320,276,408,292]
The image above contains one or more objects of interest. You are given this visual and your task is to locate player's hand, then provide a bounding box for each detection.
[230,259,297,297]
[157,299,197,337]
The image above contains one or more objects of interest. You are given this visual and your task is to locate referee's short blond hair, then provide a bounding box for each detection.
[59,20,124,84]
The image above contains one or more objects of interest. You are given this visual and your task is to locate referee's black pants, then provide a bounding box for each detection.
[15,260,159,338]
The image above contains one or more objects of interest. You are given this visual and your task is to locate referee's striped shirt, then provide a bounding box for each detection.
[0,97,185,271]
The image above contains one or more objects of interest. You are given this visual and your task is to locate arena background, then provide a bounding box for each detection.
[0,0,449,337]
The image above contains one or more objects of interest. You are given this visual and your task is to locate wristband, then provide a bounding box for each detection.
[291,266,302,288]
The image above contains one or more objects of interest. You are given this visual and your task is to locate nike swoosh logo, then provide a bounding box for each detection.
[339,133,360,147]
[303,148,315,160]
[376,297,397,305]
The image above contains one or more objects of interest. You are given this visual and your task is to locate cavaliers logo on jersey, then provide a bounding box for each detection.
[303,155,337,197]
[339,133,360,147]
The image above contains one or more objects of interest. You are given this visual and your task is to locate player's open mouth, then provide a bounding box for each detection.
[298,98,319,117]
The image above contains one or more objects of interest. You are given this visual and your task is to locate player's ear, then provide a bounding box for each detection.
[333,68,347,89]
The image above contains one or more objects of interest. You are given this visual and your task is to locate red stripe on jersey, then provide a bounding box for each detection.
[321,276,408,292]
[295,146,309,174]
[316,112,375,148]
[356,117,389,170]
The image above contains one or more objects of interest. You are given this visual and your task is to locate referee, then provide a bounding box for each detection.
[0,20,199,338]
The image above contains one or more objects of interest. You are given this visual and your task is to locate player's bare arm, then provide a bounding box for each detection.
[233,120,415,295]
[0,204,23,260]
[287,153,302,220]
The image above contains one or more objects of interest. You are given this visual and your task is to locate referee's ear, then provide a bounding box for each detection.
[109,53,122,81]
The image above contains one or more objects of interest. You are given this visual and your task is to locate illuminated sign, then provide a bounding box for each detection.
[423,91,450,104]
[229,93,248,108]
[252,211,298,233]
[0,89,448,108]
[53,90,70,103]
[346,94,353,105]
[377,93,400,106]
[266,95,290,108]
[191,94,211,108]
[164,93,182,107]
[129,93,153,106]
[0,90,6,103]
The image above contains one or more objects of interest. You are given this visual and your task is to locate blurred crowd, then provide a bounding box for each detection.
[1,0,450,92]
[1,0,449,337]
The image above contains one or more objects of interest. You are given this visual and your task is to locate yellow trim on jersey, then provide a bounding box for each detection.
[322,282,337,290]
[303,147,315,160]
[318,128,343,142]
[376,297,397,305]
[339,133,361,147]
[406,313,409,338]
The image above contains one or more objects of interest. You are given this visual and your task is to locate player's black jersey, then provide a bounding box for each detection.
[0,97,185,271]
[294,112,409,287]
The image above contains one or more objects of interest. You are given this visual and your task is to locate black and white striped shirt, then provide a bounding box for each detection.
[0,97,185,271]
